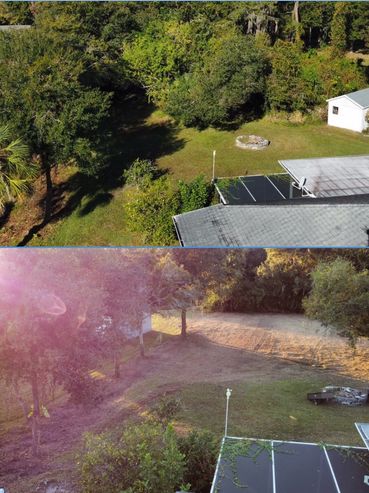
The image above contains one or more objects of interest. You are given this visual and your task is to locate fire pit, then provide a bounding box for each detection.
[307,386,369,406]
[235,134,270,150]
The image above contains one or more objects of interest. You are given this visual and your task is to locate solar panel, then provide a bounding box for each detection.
[211,438,369,493]
[215,174,290,205]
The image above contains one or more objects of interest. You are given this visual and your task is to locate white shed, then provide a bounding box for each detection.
[327,88,369,133]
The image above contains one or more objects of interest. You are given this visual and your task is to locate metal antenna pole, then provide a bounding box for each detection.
[212,150,216,183]
[224,388,232,437]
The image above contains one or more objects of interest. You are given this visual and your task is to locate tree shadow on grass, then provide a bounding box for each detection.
[17,91,186,245]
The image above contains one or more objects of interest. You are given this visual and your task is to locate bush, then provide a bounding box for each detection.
[123,158,159,188]
[178,430,219,493]
[126,176,180,245]
[79,422,186,493]
[57,366,103,407]
[126,175,214,245]
[178,175,213,213]
[150,393,182,426]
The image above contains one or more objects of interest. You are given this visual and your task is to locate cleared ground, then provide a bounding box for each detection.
[1,312,369,493]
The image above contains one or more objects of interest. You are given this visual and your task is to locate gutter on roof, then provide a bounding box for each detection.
[210,436,225,493]
[172,216,184,246]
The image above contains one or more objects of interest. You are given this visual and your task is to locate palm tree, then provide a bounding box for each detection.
[0,125,36,212]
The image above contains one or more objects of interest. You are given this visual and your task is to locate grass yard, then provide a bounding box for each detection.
[1,95,369,246]
[176,379,368,446]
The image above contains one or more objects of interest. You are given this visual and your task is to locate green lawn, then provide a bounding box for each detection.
[26,101,369,246]
[176,379,369,447]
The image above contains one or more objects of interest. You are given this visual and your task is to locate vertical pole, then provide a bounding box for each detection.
[212,150,216,182]
[224,388,232,437]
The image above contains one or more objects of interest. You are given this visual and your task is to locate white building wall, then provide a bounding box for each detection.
[127,312,151,339]
[327,96,366,133]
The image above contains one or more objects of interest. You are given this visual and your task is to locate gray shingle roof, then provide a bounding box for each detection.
[346,88,369,108]
[279,155,369,198]
[173,202,369,247]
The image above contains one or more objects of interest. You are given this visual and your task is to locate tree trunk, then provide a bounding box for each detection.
[181,309,187,340]
[12,379,29,422]
[114,352,121,378]
[42,156,53,224]
[139,328,145,357]
[31,370,41,457]
[293,1,300,24]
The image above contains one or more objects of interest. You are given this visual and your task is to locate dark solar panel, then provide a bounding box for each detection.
[218,180,255,205]
[327,447,369,493]
[240,176,285,202]
[215,441,273,493]
[216,174,293,205]
[274,442,337,493]
[212,439,369,493]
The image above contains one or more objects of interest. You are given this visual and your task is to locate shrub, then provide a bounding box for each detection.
[126,175,214,245]
[178,430,219,493]
[178,175,213,213]
[150,393,182,426]
[123,158,158,188]
[126,176,180,245]
[79,422,185,493]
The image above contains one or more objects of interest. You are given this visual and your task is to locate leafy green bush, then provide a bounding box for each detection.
[178,430,219,493]
[123,158,159,188]
[79,422,186,493]
[150,394,182,426]
[178,175,213,213]
[126,176,180,245]
[126,174,214,245]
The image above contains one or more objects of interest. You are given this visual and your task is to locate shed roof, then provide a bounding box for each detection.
[328,87,369,109]
[173,200,369,247]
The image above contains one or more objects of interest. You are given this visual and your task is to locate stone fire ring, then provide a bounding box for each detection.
[236,134,270,150]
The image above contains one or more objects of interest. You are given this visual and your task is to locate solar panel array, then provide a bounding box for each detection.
[211,438,369,493]
[279,156,369,199]
[215,174,303,205]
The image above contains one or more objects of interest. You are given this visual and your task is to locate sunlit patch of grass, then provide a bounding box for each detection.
[176,379,369,446]
[89,370,107,380]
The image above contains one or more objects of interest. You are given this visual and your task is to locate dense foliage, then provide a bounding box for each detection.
[80,423,186,493]
[304,258,369,344]
[126,174,213,245]
[79,420,218,493]
[0,2,368,225]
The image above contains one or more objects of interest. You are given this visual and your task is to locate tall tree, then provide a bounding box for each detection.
[0,250,106,455]
[0,28,112,222]
[330,2,348,55]
[303,258,369,345]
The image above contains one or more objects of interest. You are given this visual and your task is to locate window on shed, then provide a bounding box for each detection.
[332,106,339,115]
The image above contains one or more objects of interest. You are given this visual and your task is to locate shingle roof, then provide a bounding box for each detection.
[279,155,369,198]
[345,88,369,108]
[173,201,369,247]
